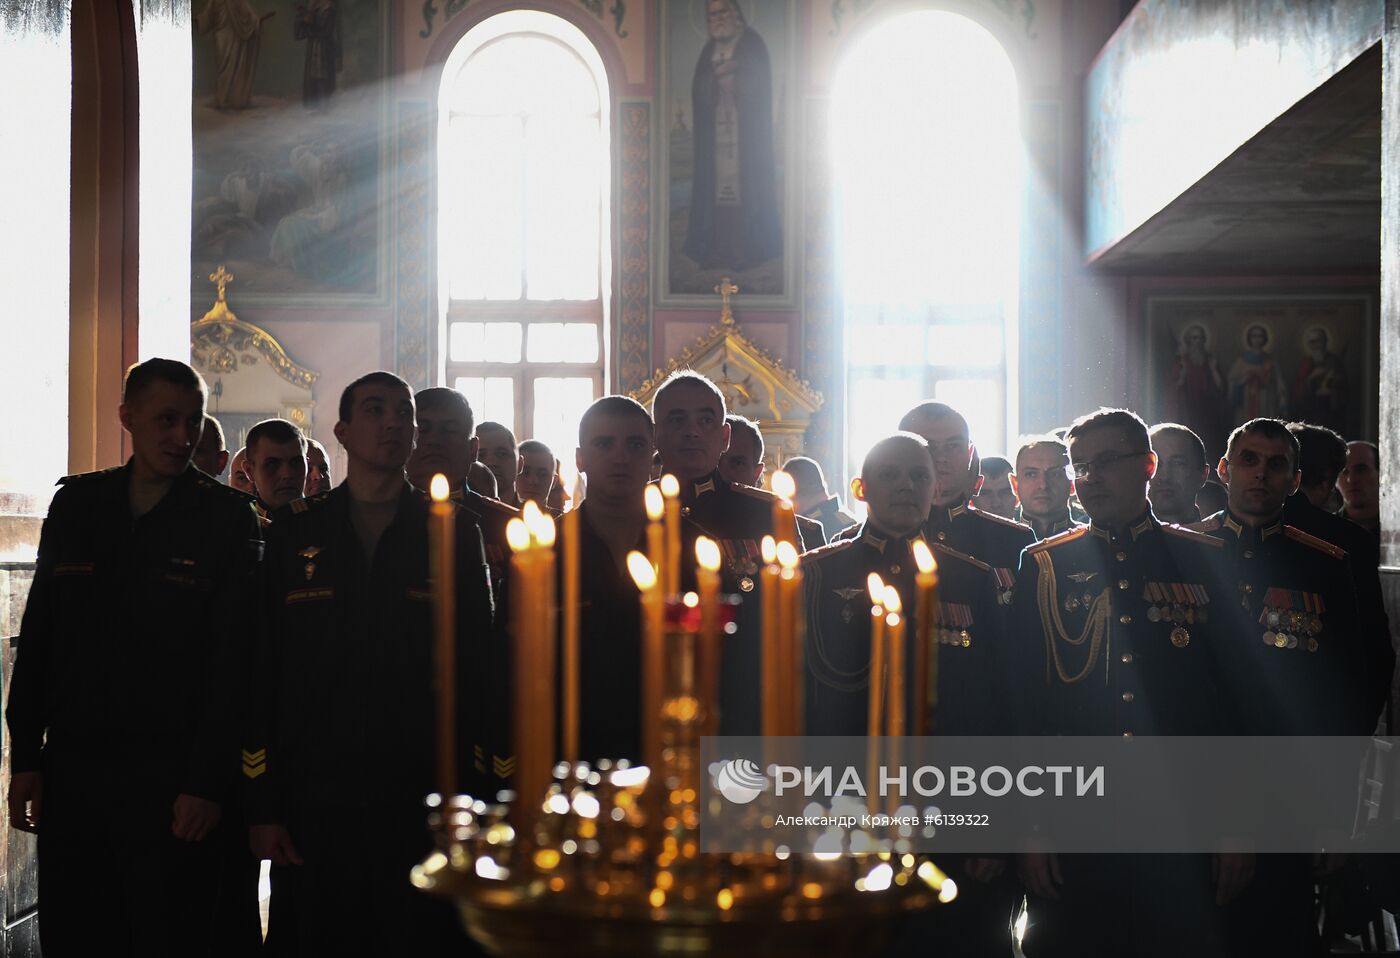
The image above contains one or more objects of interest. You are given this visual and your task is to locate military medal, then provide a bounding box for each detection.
[1263,630,1276,646]
[1147,605,1161,623]
[1170,626,1190,648]
[299,545,323,581]
[1064,593,1081,613]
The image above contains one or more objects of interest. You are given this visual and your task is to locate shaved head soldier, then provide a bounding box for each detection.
[477,421,521,508]
[194,414,230,478]
[6,358,262,956]
[784,455,858,538]
[244,418,309,515]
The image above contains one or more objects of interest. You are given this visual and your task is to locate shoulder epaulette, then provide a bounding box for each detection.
[1283,524,1347,561]
[1186,516,1221,533]
[56,465,122,486]
[929,541,991,572]
[968,506,1033,533]
[730,482,780,504]
[832,524,859,543]
[286,490,333,516]
[192,473,258,505]
[1162,524,1223,547]
[1026,525,1090,555]
[799,537,859,565]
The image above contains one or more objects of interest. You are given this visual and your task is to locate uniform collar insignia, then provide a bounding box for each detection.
[693,477,716,497]
[863,530,888,553]
[1088,524,1111,542]
[949,502,968,519]
[1223,514,1244,536]
[299,546,324,559]
[1129,516,1153,540]
[1261,520,1283,539]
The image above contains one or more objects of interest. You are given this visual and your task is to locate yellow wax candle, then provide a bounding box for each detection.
[760,535,779,737]
[562,498,581,762]
[506,516,542,838]
[776,540,802,737]
[660,474,681,596]
[527,504,558,793]
[866,572,886,805]
[628,551,664,776]
[770,469,798,546]
[428,475,456,798]
[912,540,939,736]
[696,537,722,738]
[883,586,905,738]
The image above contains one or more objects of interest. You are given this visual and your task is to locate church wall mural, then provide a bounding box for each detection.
[192,0,390,300]
[660,0,795,303]
[1143,291,1377,460]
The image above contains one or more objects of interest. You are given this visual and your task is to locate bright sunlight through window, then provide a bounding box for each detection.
[439,11,609,460]
[833,11,1019,492]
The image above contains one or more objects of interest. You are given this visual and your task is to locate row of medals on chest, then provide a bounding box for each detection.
[1259,605,1322,653]
[1063,583,1197,649]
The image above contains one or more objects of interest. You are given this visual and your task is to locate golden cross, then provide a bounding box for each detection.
[715,277,738,325]
[209,265,234,302]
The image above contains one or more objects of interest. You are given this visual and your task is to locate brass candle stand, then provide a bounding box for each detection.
[412,596,954,956]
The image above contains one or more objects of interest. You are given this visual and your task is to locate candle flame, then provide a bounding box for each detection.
[506,517,531,553]
[771,469,795,501]
[883,586,903,614]
[760,535,777,565]
[645,484,664,520]
[521,500,556,546]
[867,572,886,605]
[912,539,937,575]
[776,540,799,570]
[429,473,450,502]
[683,591,699,608]
[660,474,680,498]
[535,515,557,548]
[627,551,658,591]
[695,536,722,572]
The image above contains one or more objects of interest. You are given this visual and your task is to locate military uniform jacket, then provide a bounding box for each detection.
[805,496,858,540]
[243,482,494,825]
[1009,510,1235,737]
[669,470,822,734]
[5,463,261,801]
[801,525,1010,737]
[1195,510,1368,735]
[1282,492,1393,727]
[453,484,518,605]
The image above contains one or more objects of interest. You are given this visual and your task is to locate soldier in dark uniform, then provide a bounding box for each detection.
[560,396,703,763]
[785,455,859,539]
[802,433,1017,955]
[1286,421,1393,727]
[244,372,495,956]
[1148,422,1212,525]
[651,372,824,734]
[1012,408,1247,958]
[1193,418,1371,958]
[718,413,766,487]
[244,418,309,518]
[1010,435,1082,540]
[876,401,1035,608]
[6,359,262,958]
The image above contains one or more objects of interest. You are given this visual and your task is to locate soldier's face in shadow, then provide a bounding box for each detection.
[578,411,654,506]
[1218,432,1300,522]
[1013,444,1072,522]
[1069,427,1155,529]
[718,427,764,487]
[247,437,308,511]
[856,442,935,539]
[1148,431,1208,520]
[120,380,205,481]
[654,383,730,482]
[408,404,476,492]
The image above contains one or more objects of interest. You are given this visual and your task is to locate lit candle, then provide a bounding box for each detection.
[770,469,798,546]
[527,503,558,801]
[760,535,779,737]
[866,572,886,806]
[696,537,722,738]
[883,586,905,738]
[506,515,544,837]
[561,471,581,763]
[628,550,664,776]
[660,474,681,596]
[911,540,939,736]
[776,540,802,737]
[429,474,456,798]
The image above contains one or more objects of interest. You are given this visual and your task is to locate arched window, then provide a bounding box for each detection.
[439,12,610,457]
[833,11,1019,485]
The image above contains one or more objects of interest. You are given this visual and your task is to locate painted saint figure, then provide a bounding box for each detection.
[1169,323,1228,463]
[1291,327,1349,435]
[295,0,342,109]
[684,0,782,271]
[1226,323,1287,424]
[194,0,273,110]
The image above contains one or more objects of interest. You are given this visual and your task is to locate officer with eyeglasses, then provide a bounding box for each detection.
[1010,407,1247,958]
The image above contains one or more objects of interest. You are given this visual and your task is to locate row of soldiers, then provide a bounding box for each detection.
[4,357,1392,956]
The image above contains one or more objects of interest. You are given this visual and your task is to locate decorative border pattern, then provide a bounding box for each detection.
[1020,100,1061,430]
[617,100,652,393]
[800,100,838,475]
[396,100,434,389]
